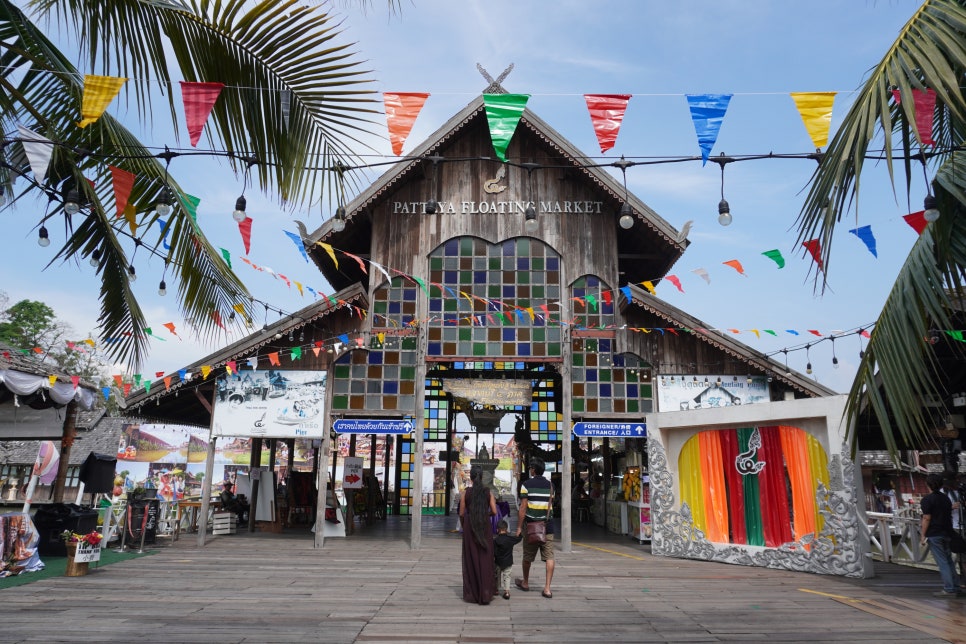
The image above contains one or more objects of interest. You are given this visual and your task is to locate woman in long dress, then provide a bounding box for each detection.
[459,465,497,604]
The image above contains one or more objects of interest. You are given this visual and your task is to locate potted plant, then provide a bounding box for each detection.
[60,530,103,577]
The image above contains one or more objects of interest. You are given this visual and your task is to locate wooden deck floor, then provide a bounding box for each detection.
[1,516,963,643]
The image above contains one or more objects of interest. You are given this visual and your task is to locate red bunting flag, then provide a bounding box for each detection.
[892,88,936,146]
[802,239,824,272]
[808,330,823,337]
[180,81,224,147]
[583,94,632,153]
[383,92,430,156]
[155,371,165,378]
[238,217,252,255]
[664,275,684,293]
[212,310,225,329]
[109,166,136,218]
[123,383,132,396]
[903,211,928,234]
[70,375,79,388]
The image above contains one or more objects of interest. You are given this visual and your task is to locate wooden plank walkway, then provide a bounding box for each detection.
[0,517,963,643]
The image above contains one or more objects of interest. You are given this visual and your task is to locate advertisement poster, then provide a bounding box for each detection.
[212,370,327,439]
[117,423,252,500]
[656,375,770,412]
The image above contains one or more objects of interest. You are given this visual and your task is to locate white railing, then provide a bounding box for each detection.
[863,511,931,566]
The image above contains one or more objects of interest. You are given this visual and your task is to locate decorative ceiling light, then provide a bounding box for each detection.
[37,225,50,247]
[64,187,82,215]
[614,156,636,229]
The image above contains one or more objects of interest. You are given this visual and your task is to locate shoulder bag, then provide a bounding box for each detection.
[525,489,553,546]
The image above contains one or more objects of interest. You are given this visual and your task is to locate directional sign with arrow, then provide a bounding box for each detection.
[334,419,414,435]
[572,421,646,438]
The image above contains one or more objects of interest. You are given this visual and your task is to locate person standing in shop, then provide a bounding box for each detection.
[515,456,555,599]
[920,472,963,597]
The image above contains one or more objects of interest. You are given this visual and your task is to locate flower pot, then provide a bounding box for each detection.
[64,542,89,577]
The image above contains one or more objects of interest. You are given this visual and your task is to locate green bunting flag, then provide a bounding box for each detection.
[179,193,201,225]
[220,248,232,269]
[762,249,785,268]
[483,94,530,162]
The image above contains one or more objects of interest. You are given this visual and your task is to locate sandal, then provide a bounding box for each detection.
[542,590,553,599]
[514,578,530,592]
[502,591,510,600]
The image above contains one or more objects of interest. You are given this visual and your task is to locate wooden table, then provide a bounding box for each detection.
[173,499,219,540]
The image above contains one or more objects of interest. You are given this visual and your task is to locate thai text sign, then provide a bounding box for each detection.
[441,379,532,407]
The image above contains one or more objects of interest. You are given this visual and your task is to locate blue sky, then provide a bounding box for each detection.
[2,1,926,392]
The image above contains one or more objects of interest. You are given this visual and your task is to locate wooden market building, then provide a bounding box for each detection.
[124,89,835,550]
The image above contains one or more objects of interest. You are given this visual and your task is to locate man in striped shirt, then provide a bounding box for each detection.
[514,456,555,598]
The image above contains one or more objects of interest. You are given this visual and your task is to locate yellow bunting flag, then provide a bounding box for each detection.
[640,281,656,295]
[200,365,212,379]
[315,242,339,269]
[790,92,836,150]
[78,75,128,128]
[123,203,137,235]
[48,375,57,386]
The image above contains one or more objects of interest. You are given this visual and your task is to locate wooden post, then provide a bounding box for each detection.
[248,438,262,533]
[52,400,78,503]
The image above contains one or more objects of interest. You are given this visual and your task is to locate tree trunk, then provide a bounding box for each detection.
[52,400,78,503]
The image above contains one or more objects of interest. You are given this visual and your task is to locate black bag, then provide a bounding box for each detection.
[526,520,546,545]
[950,531,966,554]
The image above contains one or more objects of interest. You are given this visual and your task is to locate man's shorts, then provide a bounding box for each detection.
[522,534,554,562]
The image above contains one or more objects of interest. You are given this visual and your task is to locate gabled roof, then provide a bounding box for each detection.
[305,96,687,287]
[621,283,836,397]
[122,283,369,426]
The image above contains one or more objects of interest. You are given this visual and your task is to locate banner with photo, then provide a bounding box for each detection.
[212,370,327,438]
[656,375,770,412]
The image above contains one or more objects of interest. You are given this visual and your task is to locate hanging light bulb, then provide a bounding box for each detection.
[618,202,634,229]
[232,195,247,222]
[806,362,812,374]
[923,194,940,223]
[37,225,50,247]
[424,198,438,214]
[158,280,167,296]
[331,206,346,232]
[747,375,753,385]
[831,336,839,368]
[89,249,101,267]
[524,204,538,233]
[717,199,732,226]
[156,186,173,216]
[128,264,137,281]
[64,188,82,215]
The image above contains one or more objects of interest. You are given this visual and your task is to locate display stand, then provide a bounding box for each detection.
[627,473,651,543]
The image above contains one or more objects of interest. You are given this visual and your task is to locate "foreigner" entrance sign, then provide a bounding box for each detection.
[572,422,646,438]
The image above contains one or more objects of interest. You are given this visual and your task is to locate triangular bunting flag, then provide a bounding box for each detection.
[583,94,631,153]
[482,94,530,162]
[761,249,785,268]
[640,281,656,295]
[722,259,746,275]
[691,268,710,284]
[789,92,836,150]
[383,92,430,156]
[238,217,252,254]
[78,75,128,128]
[316,242,339,269]
[200,365,212,379]
[903,211,928,235]
[802,239,825,272]
[268,352,280,367]
[109,165,136,217]
[179,193,201,224]
[284,230,309,262]
[17,125,54,184]
[685,94,732,164]
[220,248,232,269]
[180,81,224,147]
[848,225,878,257]
[664,275,684,293]
[892,88,937,146]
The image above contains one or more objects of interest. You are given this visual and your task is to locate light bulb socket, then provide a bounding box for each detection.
[619,202,634,229]
[331,205,347,231]
[90,249,101,268]
[156,187,173,216]
[128,264,137,281]
[64,189,81,215]
[806,362,812,374]
[232,195,247,222]
[37,225,50,247]
[524,205,538,233]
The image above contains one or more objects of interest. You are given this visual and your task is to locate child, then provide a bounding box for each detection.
[494,519,523,600]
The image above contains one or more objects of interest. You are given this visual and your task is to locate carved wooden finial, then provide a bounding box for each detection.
[477,63,514,94]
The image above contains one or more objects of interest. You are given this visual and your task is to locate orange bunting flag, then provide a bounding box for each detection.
[113,375,122,387]
[78,75,128,128]
[383,92,430,156]
[789,92,836,150]
[163,376,172,391]
[32,347,43,354]
[583,94,632,153]
[163,322,179,337]
[180,81,224,147]
[802,239,824,272]
[722,259,746,275]
[268,352,281,367]
[109,166,136,217]
[903,211,928,235]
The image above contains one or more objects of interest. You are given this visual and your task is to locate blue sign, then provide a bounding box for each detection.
[572,422,646,438]
[334,419,414,435]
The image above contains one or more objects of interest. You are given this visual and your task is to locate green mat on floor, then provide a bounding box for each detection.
[0,548,157,590]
